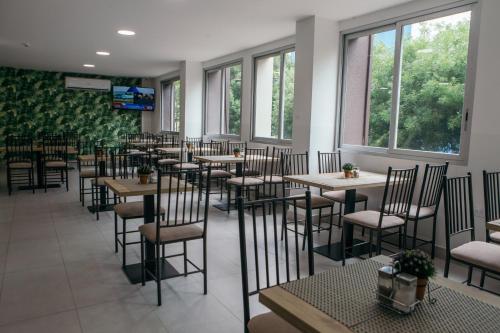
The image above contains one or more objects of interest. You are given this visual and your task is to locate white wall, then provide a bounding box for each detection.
[337,0,499,252]
[180,61,203,139]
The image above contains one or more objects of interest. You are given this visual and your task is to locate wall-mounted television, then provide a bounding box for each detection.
[112,86,155,111]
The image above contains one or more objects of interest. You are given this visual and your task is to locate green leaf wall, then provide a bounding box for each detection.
[0,66,142,146]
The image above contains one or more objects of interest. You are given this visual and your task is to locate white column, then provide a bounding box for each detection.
[180,61,203,139]
[293,16,339,172]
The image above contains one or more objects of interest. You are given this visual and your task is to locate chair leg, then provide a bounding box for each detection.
[203,237,207,294]
[444,255,450,278]
[317,209,322,234]
[412,218,419,249]
[183,241,188,277]
[327,205,334,246]
[480,270,486,288]
[31,168,35,194]
[227,183,231,214]
[338,204,343,228]
[156,242,162,306]
[122,218,127,267]
[114,213,118,253]
[342,223,347,266]
[7,168,12,196]
[368,230,373,258]
[376,230,382,255]
[140,235,145,286]
[65,168,69,191]
[431,215,437,259]
[467,266,473,286]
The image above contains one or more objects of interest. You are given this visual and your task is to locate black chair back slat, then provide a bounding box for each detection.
[483,170,500,223]
[6,136,33,163]
[269,147,292,176]
[381,166,419,219]
[242,147,268,181]
[42,135,68,162]
[238,192,314,331]
[227,141,247,155]
[281,151,309,191]
[201,142,223,156]
[318,151,342,174]
[443,174,475,239]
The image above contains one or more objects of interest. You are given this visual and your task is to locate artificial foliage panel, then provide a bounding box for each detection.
[0,66,142,146]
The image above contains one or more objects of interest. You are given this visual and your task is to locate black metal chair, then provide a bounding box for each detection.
[173,140,201,171]
[483,170,500,245]
[342,166,419,265]
[139,168,211,306]
[238,192,313,333]
[227,147,268,213]
[258,146,292,198]
[200,142,231,199]
[281,151,336,250]
[90,145,114,220]
[443,174,500,292]
[404,162,448,257]
[318,151,368,227]
[6,135,35,195]
[42,135,69,191]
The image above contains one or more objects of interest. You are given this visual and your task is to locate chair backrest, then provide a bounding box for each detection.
[6,136,33,163]
[380,166,419,222]
[318,151,342,174]
[201,141,223,156]
[443,174,476,252]
[211,139,229,154]
[269,146,293,176]
[185,137,202,147]
[483,170,500,223]
[416,162,449,212]
[65,131,79,150]
[42,135,68,162]
[154,168,211,243]
[237,192,314,332]
[93,144,111,178]
[242,147,268,181]
[281,151,309,191]
[227,141,247,155]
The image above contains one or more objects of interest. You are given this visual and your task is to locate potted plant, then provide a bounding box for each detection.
[233,147,241,158]
[137,165,152,185]
[342,163,355,178]
[399,249,435,300]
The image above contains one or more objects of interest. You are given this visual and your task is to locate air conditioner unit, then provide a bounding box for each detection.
[65,77,111,91]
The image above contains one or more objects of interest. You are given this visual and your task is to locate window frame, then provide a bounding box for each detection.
[160,77,181,132]
[251,46,295,145]
[203,59,243,139]
[337,2,479,164]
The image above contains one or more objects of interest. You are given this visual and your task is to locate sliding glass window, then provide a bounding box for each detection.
[253,48,295,141]
[339,5,477,160]
[161,78,181,132]
[204,62,242,136]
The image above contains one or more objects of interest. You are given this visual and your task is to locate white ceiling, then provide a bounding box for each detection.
[0,0,412,78]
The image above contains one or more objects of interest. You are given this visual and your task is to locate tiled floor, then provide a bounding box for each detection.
[0,168,498,332]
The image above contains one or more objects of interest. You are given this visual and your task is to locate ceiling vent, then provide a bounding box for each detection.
[65,77,111,91]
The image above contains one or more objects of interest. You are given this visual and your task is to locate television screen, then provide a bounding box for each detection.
[112,86,155,111]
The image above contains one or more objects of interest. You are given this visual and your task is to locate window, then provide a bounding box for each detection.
[253,48,295,141]
[161,78,181,132]
[204,62,242,136]
[340,5,477,160]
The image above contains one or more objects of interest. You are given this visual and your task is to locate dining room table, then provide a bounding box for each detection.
[0,144,78,189]
[259,255,500,333]
[104,176,192,284]
[283,171,390,261]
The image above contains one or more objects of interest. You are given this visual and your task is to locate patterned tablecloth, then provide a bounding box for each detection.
[281,260,500,333]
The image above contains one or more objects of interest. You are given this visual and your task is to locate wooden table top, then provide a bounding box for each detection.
[283,171,388,192]
[105,177,192,197]
[487,220,500,232]
[0,146,78,154]
[259,255,500,333]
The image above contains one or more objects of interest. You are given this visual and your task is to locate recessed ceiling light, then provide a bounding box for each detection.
[96,51,110,56]
[117,30,135,36]
[83,64,95,68]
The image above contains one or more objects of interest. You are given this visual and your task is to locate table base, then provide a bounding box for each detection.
[123,259,179,284]
[87,204,115,213]
[314,239,377,261]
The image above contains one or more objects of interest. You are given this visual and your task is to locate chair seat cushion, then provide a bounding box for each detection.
[405,205,435,219]
[45,160,67,168]
[91,176,113,186]
[227,177,264,186]
[247,312,301,333]
[203,170,231,178]
[8,162,32,169]
[79,169,96,178]
[343,210,405,229]
[257,175,283,184]
[114,201,165,219]
[322,190,368,203]
[139,223,203,243]
[490,232,500,244]
[158,158,179,165]
[291,194,334,209]
[451,241,500,272]
[173,163,199,170]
